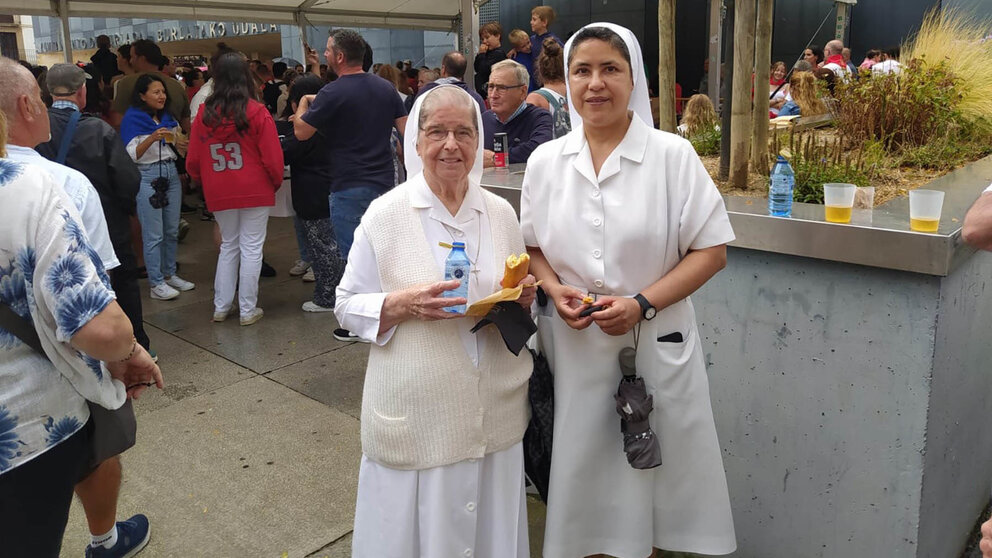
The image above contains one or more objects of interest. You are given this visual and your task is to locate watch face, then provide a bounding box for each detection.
[645,307,657,320]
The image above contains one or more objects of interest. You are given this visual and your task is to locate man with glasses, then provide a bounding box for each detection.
[482,59,553,167]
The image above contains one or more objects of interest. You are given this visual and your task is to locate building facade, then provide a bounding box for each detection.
[29,16,457,70]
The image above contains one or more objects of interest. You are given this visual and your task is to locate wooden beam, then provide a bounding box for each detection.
[751,0,773,173]
[718,0,734,181]
[58,0,72,63]
[729,0,756,188]
[657,0,677,132]
[708,0,723,108]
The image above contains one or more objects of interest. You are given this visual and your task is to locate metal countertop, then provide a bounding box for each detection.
[480,157,992,276]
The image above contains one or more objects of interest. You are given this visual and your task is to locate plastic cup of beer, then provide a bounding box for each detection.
[909,189,945,233]
[823,183,857,223]
[161,130,176,144]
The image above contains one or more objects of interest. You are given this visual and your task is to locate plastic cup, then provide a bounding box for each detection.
[823,183,857,223]
[161,130,176,144]
[909,189,945,233]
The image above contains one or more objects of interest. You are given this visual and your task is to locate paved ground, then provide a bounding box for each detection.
[58,215,551,558]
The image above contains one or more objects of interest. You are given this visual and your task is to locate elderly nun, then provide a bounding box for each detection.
[334,84,537,558]
[521,23,738,558]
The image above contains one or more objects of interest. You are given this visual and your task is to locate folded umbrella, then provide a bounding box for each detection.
[614,347,662,469]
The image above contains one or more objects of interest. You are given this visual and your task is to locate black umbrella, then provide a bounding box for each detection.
[615,347,662,469]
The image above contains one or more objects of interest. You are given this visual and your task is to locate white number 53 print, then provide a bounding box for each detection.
[209,143,244,171]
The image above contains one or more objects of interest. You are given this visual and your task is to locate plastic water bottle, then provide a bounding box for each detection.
[443,242,471,313]
[769,155,795,217]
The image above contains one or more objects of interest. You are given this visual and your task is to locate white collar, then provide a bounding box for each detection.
[562,112,649,164]
[409,174,486,224]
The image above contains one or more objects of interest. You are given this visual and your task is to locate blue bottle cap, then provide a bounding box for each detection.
[451,241,466,248]
[777,155,788,162]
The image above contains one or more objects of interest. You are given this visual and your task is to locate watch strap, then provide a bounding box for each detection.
[633,293,654,319]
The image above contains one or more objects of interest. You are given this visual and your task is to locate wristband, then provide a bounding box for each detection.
[117,337,138,362]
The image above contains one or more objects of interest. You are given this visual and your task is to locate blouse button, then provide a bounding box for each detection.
[591,189,601,198]
[594,280,604,288]
[593,249,601,259]
[466,502,476,512]
[593,218,602,226]
[464,550,473,558]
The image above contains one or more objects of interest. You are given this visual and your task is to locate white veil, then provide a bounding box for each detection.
[403,85,485,188]
[563,22,654,136]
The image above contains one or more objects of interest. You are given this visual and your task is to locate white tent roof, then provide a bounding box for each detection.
[0,0,464,31]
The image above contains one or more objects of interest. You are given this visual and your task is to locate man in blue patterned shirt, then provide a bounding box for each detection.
[0,60,163,558]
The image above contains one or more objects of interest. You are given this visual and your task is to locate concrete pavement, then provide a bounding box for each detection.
[59,215,549,558]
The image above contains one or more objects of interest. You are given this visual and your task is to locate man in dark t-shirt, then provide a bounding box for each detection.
[294,28,407,263]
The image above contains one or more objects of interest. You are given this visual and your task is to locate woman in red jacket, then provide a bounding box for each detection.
[187,53,284,326]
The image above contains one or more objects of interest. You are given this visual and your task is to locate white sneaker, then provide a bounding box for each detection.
[240,308,264,326]
[212,310,229,322]
[150,283,180,300]
[289,260,311,276]
[301,268,315,282]
[165,275,195,292]
[302,301,334,313]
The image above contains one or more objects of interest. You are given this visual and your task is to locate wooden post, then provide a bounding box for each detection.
[657,0,677,132]
[718,0,735,181]
[707,0,723,108]
[751,0,774,174]
[729,0,756,188]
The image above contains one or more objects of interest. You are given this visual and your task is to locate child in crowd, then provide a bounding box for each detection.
[474,21,507,99]
[529,5,564,61]
[508,29,536,91]
[678,94,721,138]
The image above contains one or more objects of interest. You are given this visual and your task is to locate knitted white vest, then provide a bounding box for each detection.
[359,180,532,470]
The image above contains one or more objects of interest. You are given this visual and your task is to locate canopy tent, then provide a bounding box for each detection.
[0,0,481,70]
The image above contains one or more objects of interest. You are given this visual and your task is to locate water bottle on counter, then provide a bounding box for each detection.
[443,242,471,314]
[769,155,795,217]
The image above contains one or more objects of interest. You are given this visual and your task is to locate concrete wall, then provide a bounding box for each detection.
[918,249,992,558]
[693,248,941,557]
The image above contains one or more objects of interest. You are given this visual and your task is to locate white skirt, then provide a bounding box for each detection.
[352,441,529,558]
[542,299,736,558]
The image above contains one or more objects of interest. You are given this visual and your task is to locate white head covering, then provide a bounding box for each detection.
[563,22,654,135]
[403,85,485,188]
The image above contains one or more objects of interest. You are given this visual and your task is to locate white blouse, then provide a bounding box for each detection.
[521,114,735,297]
[335,176,496,366]
[126,129,179,165]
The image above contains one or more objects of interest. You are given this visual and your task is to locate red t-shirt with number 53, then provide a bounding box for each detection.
[187,99,285,212]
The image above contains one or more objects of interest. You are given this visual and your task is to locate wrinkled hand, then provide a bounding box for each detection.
[483,150,496,168]
[105,345,164,400]
[981,516,992,558]
[398,280,468,321]
[589,296,642,336]
[515,274,537,308]
[547,283,592,330]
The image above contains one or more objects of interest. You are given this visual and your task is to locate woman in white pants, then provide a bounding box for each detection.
[186,53,285,325]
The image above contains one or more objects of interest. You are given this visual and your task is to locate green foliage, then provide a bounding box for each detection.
[768,128,874,204]
[833,61,961,150]
[899,120,992,170]
[687,126,721,157]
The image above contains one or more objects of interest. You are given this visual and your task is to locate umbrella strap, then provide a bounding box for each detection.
[632,321,642,352]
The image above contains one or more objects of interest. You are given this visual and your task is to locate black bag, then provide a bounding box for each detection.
[0,302,137,469]
[523,347,554,503]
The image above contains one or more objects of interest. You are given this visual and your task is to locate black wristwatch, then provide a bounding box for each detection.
[634,293,656,321]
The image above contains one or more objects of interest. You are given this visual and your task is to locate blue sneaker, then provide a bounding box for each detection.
[84,514,151,558]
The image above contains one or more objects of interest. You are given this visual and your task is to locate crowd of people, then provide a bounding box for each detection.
[10,6,940,558]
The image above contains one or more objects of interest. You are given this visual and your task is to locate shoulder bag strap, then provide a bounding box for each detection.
[536,89,562,112]
[0,302,48,359]
[55,110,82,165]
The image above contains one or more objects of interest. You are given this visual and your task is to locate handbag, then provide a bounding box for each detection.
[0,302,137,469]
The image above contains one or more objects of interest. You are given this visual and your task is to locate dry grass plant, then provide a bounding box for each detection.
[902,9,992,131]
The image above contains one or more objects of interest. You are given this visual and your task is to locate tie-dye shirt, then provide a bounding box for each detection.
[0,159,124,475]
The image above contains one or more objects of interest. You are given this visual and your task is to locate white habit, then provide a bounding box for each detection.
[521,112,738,557]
